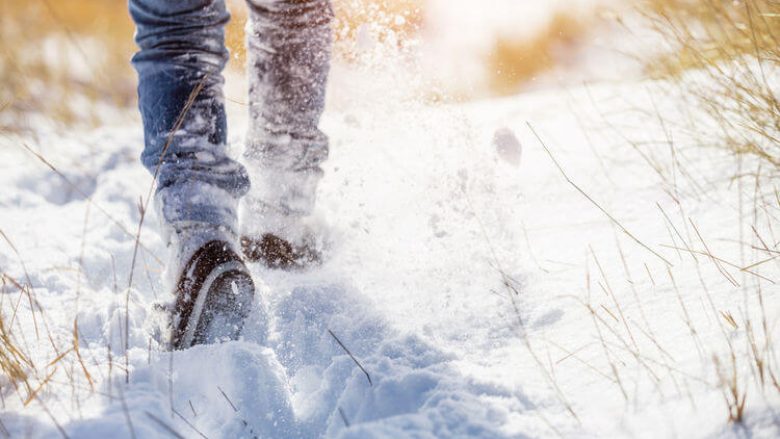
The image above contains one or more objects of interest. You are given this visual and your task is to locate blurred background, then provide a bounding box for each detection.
[2,0,778,166]
[0,0,641,134]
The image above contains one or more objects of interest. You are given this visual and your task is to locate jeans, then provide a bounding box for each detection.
[129,0,332,239]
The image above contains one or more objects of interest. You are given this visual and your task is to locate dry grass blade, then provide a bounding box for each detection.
[740,254,780,270]
[127,74,209,291]
[529,122,673,266]
[47,347,74,368]
[73,319,94,391]
[591,245,640,351]
[145,411,185,439]
[75,202,91,314]
[659,244,776,283]
[172,408,209,439]
[338,407,351,427]
[720,311,738,330]
[714,354,748,423]
[667,267,704,362]
[217,386,238,412]
[214,387,259,438]
[0,228,41,338]
[1,273,34,340]
[689,220,740,287]
[585,301,628,401]
[328,329,373,386]
[657,202,698,263]
[0,311,32,395]
[23,366,58,406]
[548,340,616,383]
[746,321,766,386]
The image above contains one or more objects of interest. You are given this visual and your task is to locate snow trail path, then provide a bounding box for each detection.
[1,79,778,438]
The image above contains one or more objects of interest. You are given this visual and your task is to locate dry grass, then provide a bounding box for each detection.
[644,0,780,75]
[0,312,31,395]
[1,0,600,128]
[0,0,136,133]
[640,0,780,167]
[531,79,780,426]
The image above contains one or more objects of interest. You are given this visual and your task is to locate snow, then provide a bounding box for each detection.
[1,4,779,438]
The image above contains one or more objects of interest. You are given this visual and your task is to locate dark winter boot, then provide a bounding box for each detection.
[240,203,326,270]
[241,233,320,270]
[172,240,255,349]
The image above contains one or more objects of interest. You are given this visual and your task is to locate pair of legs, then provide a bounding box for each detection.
[129,0,332,347]
[130,0,332,259]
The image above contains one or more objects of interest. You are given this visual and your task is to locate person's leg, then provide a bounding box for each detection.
[130,0,255,348]
[241,0,333,267]
[130,0,249,246]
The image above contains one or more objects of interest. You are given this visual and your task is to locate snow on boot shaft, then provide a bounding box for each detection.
[242,0,334,266]
[130,0,250,238]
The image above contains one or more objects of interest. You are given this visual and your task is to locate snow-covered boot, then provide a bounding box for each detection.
[240,200,325,270]
[241,0,333,270]
[170,235,255,349]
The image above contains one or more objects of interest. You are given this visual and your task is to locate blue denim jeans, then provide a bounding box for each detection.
[129,0,332,240]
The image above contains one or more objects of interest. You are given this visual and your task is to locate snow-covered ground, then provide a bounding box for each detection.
[2,70,779,437]
[1,2,779,437]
